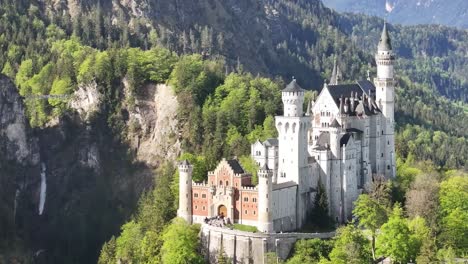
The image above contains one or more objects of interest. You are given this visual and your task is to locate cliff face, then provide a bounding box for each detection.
[0,73,181,263]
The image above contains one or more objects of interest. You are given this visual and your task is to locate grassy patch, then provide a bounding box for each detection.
[231,224,258,233]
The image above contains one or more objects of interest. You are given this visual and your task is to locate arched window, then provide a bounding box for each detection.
[220,180,223,185]
[225,180,229,186]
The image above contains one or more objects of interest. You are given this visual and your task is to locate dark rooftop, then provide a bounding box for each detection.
[340,133,352,146]
[227,159,245,174]
[180,160,191,166]
[330,118,341,128]
[283,79,304,93]
[260,163,269,171]
[378,23,392,51]
[263,138,279,147]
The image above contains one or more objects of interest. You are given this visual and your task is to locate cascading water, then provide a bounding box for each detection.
[39,162,47,215]
[14,189,20,223]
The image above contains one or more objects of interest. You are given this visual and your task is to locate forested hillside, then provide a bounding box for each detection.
[0,0,466,263]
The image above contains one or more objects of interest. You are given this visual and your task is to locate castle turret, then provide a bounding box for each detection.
[374,22,396,179]
[257,164,273,233]
[276,79,309,185]
[281,78,304,117]
[177,160,193,223]
[329,119,341,159]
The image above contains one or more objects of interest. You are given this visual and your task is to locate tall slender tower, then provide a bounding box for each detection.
[275,79,309,184]
[257,164,273,233]
[177,160,193,223]
[374,23,396,179]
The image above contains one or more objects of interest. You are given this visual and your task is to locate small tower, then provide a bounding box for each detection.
[257,164,273,233]
[177,160,193,224]
[329,119,341,159]
[374,22,396,179]
[282,78,304,117]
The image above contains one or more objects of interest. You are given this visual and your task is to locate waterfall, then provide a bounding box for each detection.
[14,189,20,223]
[39,162,47,215]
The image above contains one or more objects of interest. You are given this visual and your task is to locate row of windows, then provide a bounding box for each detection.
[194,193,207,198]
[320,111,332,117]
[244,210,256,215]
[194,205,206,211]
[321,122,330,127]
[243,197,257,202]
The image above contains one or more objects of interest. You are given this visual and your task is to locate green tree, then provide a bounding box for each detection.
[376,205,417,263]
[239,155,259,185]
[115,221,143,263]
[312,179,331,228]
[1,61,15,79]
[439,175,468,255]
[353,194,387,260]
[48,77,73,111]
[98,236,117,264]
[160,218,203,264]
[287,238,332,264]
[326,224,371,264]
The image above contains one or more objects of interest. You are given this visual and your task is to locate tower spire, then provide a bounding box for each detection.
[330,55,342,85]
[378,21,392,51]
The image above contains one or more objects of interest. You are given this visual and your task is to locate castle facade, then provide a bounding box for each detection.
[178,24,396,233]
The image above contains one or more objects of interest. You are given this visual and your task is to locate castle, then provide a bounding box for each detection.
[178,24,396,233]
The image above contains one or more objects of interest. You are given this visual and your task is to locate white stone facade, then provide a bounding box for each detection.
[177,24,396,234]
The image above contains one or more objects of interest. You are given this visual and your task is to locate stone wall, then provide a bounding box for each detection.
[200,224,334,264]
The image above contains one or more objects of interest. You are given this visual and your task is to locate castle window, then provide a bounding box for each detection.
[387,165,390,170]
[245,210,248,215]
[388,141,390,145]
[194,193,199,198]
[244,197,249,202]
[202,194,206,198]
[382,130,384,135]
[381,153,384,157]
[226,181,229,186]
[203,206,206,211]
[266,208,268,212]
[220,180,223,185]
[195,205,198,210]
[253,211,256,215]
[253,198,257,203]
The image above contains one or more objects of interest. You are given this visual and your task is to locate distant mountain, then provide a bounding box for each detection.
[322,0,468,28]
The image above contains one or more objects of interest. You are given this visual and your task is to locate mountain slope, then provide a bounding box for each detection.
[322,0,468,28]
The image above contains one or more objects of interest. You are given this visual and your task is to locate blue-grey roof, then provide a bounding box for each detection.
[378,23,392,51]
[283,79,304,93]
[263,138,279,147]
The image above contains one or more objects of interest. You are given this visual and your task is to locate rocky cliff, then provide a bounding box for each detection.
[0,73,181,263]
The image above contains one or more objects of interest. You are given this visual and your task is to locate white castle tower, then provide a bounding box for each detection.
[177,160,193,223]
[275,78,309,185]
[374,23,396,179]
[257,164,273,233]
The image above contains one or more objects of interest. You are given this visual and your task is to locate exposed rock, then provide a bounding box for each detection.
[0,74,39,166]
[69,81,102,122]
[126,83,181,167]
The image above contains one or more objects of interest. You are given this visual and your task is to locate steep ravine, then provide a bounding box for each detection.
[0,74,181,263]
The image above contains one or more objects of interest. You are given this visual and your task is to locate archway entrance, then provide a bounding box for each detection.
[218,205,227,217]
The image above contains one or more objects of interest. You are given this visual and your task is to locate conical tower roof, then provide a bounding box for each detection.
[283,78,304,93]
[378,22,392,51]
